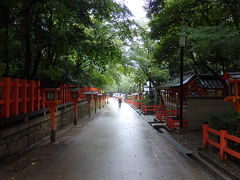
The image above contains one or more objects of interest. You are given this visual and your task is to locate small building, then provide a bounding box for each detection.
[223,72,240,112]
[157,72,234,129]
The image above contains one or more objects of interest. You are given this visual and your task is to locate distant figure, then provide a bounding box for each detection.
[118,97,122,108]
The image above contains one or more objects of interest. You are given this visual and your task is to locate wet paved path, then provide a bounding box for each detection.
[22,99,214,180]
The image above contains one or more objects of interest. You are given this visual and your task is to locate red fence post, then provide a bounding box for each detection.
[36,80,41,110]
[29,80,34,112]
[203,122,209,148]
[21,79,27,114]
[220,128,227,161]
[2,77,11,118]
[12,78,19,116]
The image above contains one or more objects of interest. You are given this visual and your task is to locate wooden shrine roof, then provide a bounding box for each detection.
[158,72,225,89]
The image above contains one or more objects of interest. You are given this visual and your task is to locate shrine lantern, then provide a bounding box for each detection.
[68,87,81,125]
[84,91,94,116]
[84,91,93,102]
[98,94,103,109]
[93,92,98,101]
[68,87,81,101]
[44,88,61,103]
[40,81,62,142]
[223,72,240,112]
[92,92,98,113]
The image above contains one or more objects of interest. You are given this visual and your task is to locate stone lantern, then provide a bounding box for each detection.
[41,82,62,142]
[68,87,81,125]
[92,92,98,113]
[84,91,93,116]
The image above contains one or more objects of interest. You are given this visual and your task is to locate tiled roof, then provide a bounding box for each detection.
[159,72,195,88]
[195,75,225,89]
[158,72,225,89]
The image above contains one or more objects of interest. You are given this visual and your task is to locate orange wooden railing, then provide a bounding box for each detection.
[155,110,177,122]
[0,77,44,118]
[203,123,240,161]
[0,77,101,118]
[166,116,188,130]
[141,105,163,113]
[124,99,141,108]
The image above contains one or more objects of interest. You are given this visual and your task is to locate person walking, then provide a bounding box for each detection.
[118,97,122,108]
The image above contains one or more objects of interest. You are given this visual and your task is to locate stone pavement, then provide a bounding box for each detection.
[2,99,216,180]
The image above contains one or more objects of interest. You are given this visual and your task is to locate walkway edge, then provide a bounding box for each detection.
[198,150,240,180]
[159,129,231,180]
[137,112,232,180]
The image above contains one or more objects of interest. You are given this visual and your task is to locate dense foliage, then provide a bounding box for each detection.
[210,111,240,137]
[1,0,240,92]
[146,0,240,75]
[0,0,134,89]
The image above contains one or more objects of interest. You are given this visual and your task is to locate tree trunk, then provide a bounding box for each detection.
[23,7,32,78]
[31,50,42,77]
[3,25,9,76]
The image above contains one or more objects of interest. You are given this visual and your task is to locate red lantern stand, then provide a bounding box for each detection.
[85,92,93,116]
[223,72,240,112]
[93,92,98,113]
[43,88,62,142]
[68,88,81,125]
[106,94,109,104]
[98,94,102,110]
[103,94,107,107]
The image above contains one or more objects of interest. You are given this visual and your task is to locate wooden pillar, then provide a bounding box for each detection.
[36,80,41,110]
[73,101,78,125]
[202,122,209,149]
[29,80,35,112]
[12,78,19,116]
[21,79,27,114]
[48,103,57,142]
[2,77,11,118]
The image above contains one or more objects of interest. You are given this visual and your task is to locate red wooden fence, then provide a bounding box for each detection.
[141,105,163,113]
[166,116,188,130]
[203,123,240,161]
[0,77,101,118]
[0,77,44,118]
[124,99,141,108]
[155,110,177,122]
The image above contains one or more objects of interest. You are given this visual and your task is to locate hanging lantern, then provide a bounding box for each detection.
[43,88,61,104]
[84,91,93,102]
[223,72,240,112]
[68,87,81,101]
[93,92,98,101]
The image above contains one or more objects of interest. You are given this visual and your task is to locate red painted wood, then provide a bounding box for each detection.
[21,79,27,114]
[29,80,35,112]
[36,80,41,110]
[2,77,11,118]
[0,77,102,118]
[12,78,19,116]
[203,126,240,160]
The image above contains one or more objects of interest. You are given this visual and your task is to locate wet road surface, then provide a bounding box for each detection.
[21,99,215,180]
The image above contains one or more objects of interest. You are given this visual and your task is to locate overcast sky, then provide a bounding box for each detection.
[118,0,147,22]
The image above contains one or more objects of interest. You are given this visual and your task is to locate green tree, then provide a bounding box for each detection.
[146,0,240,75]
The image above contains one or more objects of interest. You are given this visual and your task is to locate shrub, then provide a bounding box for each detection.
[141,94,153,105]
[210,111,240,137]
[135,99,141,103]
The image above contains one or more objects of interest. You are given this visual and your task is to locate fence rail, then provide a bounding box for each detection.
[141,105,163,113]
[0,77,101,119]
[166,116,188,130]
[155,110,177,122]
[203,123,240,160]
[124,99,141,108]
